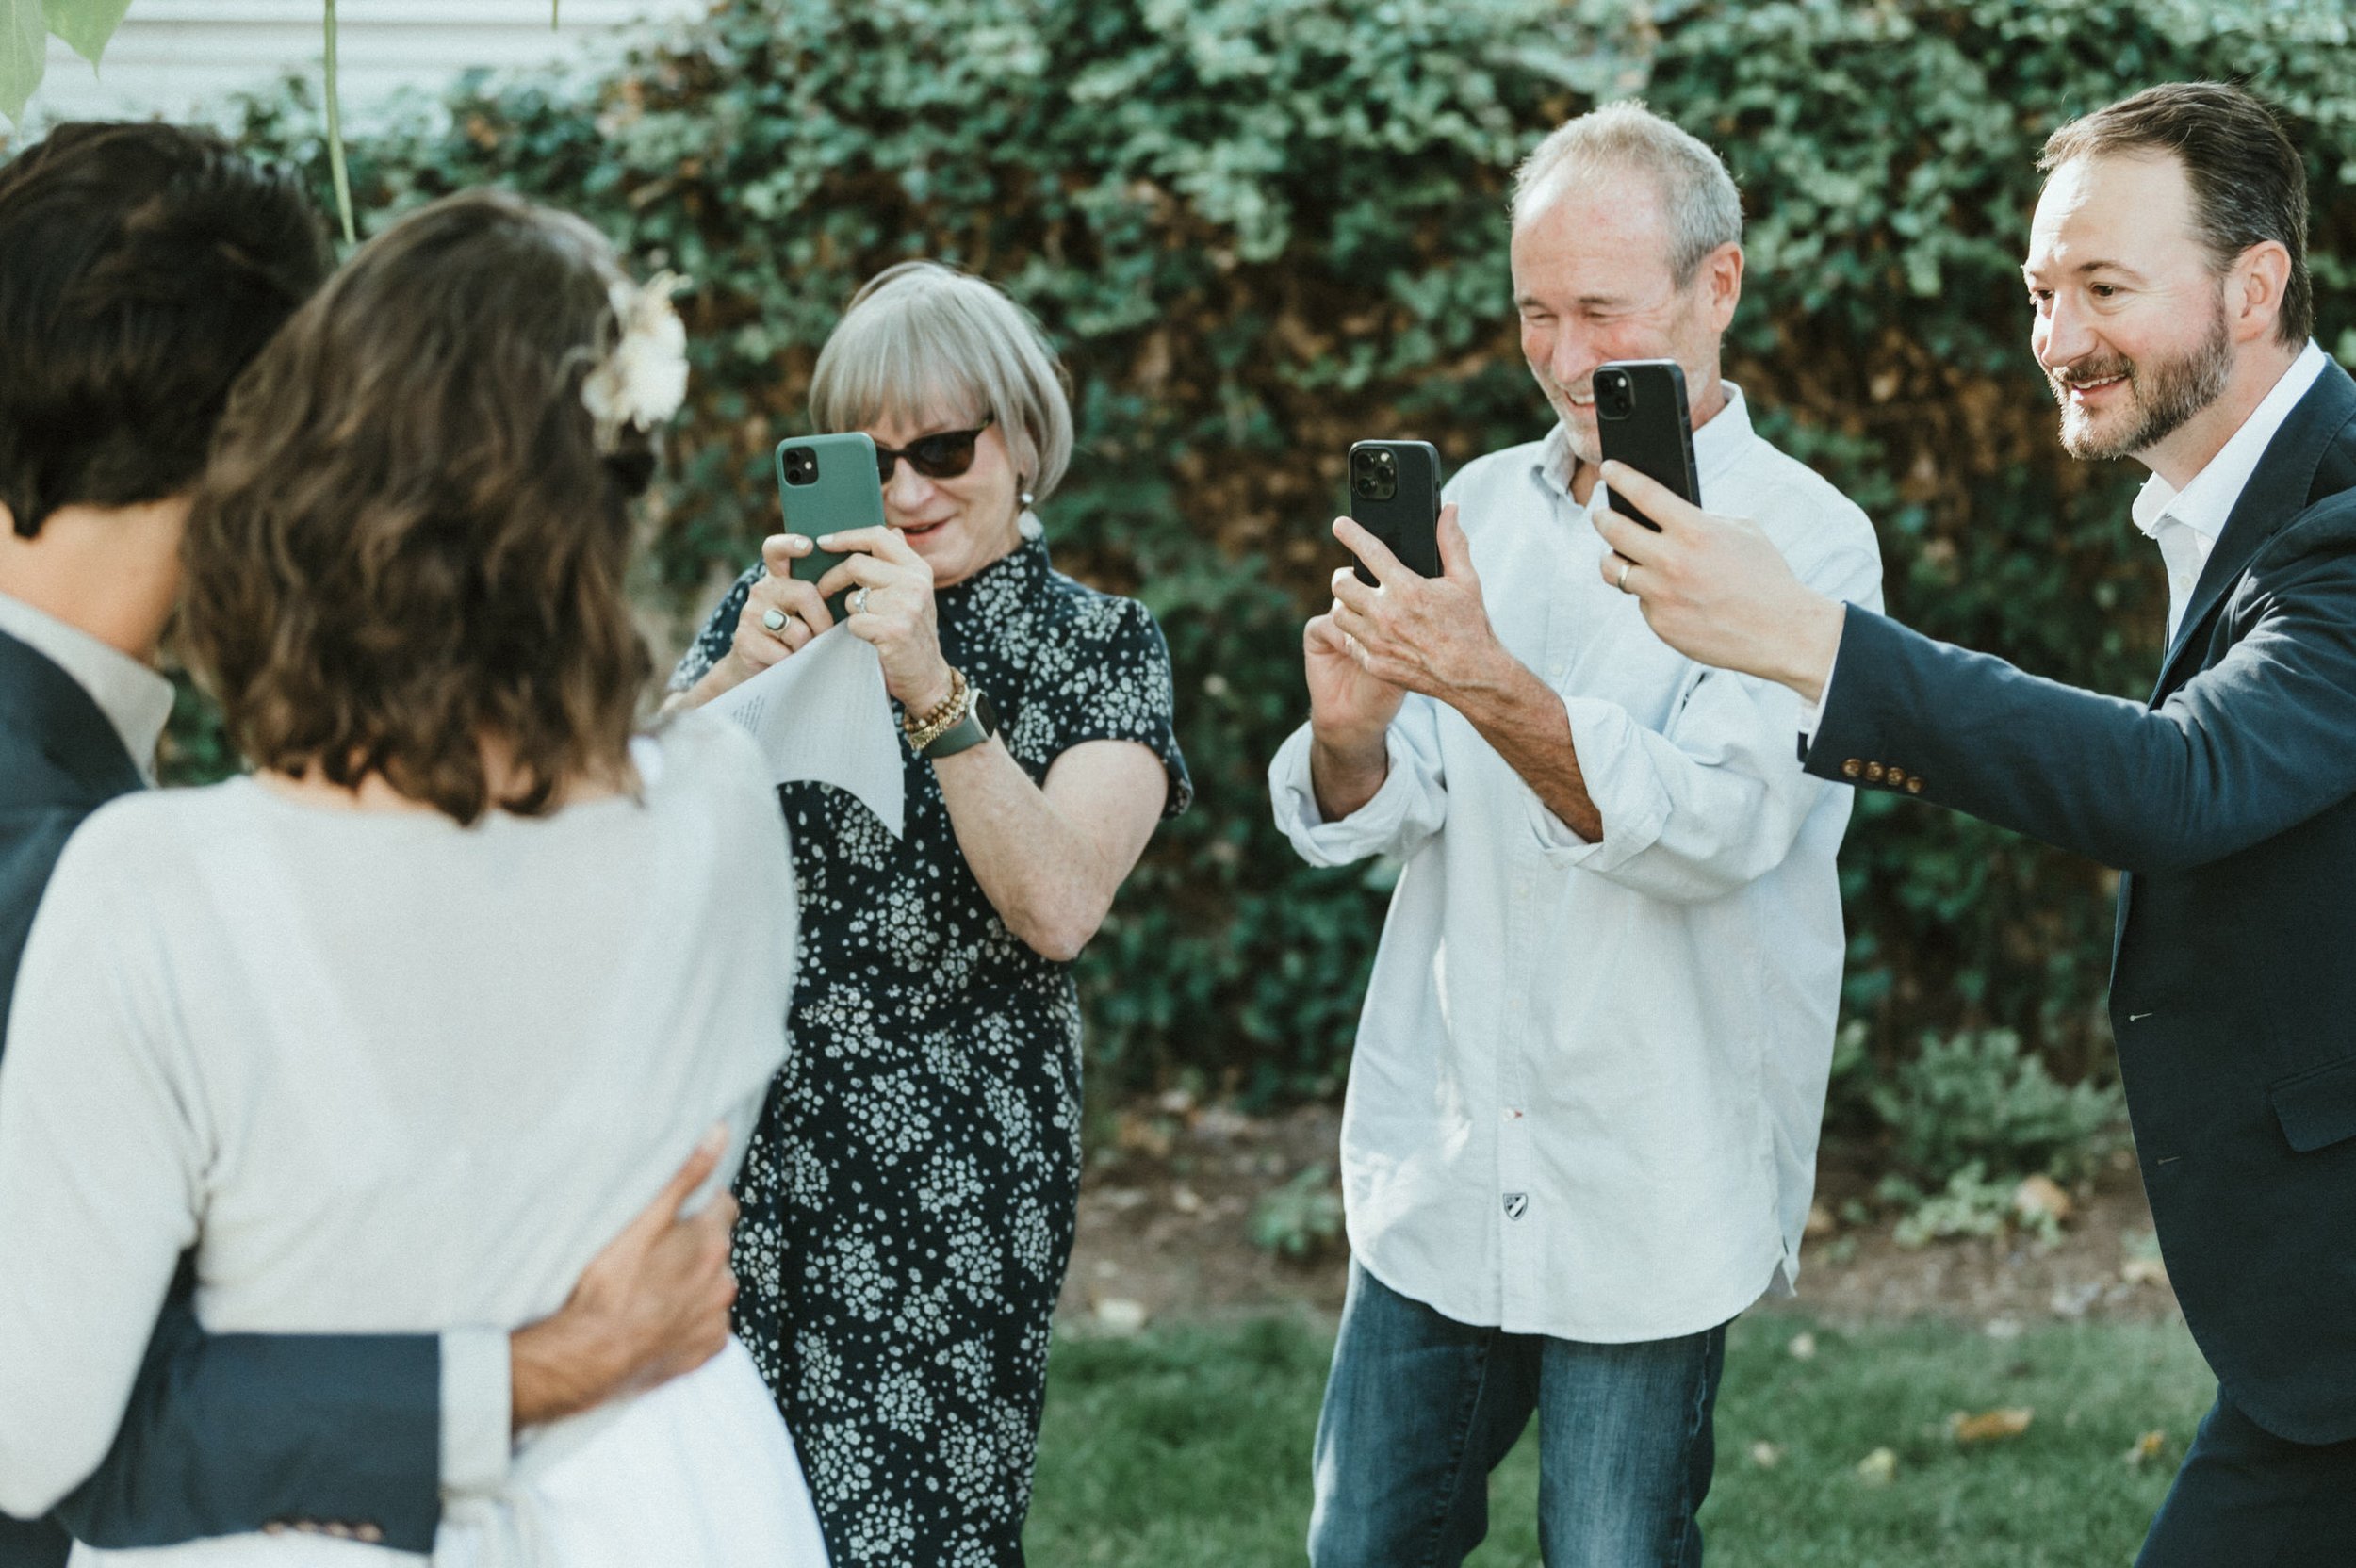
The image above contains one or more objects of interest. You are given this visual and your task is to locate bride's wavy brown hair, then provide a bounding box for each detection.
[183,189,659,822]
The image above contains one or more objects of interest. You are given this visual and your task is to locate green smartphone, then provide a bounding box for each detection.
[774,433,887,623]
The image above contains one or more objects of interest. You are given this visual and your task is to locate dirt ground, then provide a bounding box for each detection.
[1056,1096,2180,1335]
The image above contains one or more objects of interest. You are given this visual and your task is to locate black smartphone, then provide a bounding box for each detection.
[1346,440,1444,585]
[1595,360,1700,531]
[774,433,886,622]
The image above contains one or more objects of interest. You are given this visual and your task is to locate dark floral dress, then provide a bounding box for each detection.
[669,531,1190,1568]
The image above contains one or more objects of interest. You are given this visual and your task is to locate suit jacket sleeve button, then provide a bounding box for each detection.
[1864,762,1886,783]
[1841,758,1863,778]
[1906,777,1924,794]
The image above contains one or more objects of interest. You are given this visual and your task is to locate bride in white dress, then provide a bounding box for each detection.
[0,190,827,1566]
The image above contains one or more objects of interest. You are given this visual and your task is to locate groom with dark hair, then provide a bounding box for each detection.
[1597,81,2356,1563]
[0,122,740,1565]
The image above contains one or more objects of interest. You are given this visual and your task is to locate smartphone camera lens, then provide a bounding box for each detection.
[782,447,820,486]
[1351,449,1398,503]
[1595,369,1634,422]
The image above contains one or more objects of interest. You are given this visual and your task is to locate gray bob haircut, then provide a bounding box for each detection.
[810,260,1074,503]
[1512,100,1744,283]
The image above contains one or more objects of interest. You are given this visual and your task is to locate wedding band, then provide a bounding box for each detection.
[849,585,872,616]
[761,607,793,634]
[1616,560,1633,593]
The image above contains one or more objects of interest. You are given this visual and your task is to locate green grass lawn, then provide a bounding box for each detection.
[1028,1314,2215,1567]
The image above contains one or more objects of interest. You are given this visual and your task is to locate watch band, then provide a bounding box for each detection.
[924,687,1000,759]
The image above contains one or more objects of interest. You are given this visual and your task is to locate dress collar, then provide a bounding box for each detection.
[936,530,1050,612]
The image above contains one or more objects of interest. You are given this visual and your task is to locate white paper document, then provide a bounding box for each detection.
[704,627,906,837]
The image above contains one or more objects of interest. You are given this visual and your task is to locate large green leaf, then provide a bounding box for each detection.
[41,0,131,66]
[0,0,46,125]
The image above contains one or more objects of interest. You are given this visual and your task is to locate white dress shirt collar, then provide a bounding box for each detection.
[2130,341,2328,642]
[2132,340,2329,547]
[0,591,173,783]
[1535,380,1757,506]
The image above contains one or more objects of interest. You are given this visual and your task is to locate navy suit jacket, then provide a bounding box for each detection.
[0,629,445,1563]
[1808,359,2356,1444]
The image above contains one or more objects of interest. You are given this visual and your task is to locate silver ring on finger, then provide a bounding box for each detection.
[848,585,872,616]
[1616,559,1634,593]
[761,606,799,636]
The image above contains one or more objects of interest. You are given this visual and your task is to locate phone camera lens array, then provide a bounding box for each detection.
[1352,447,1399,501]
[782,447,821,486]
[1595,369,1635,422]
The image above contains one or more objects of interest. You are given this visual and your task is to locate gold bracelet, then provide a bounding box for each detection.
[908,683,975,753]
[904,667,970,750]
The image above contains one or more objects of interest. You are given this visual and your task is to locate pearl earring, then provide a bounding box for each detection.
[1020,490,1036,508]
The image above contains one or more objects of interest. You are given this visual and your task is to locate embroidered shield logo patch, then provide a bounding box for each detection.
[1502,1192,1530,1220]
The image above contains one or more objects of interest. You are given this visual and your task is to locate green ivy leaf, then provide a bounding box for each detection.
[41,0,132,66]
[1,0,46,125]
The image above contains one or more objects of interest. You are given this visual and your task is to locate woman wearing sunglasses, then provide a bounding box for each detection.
[669,260,1190,1567]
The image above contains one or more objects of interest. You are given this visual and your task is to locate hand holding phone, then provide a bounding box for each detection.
[775,433,887,621]
[1595,361,1700,531]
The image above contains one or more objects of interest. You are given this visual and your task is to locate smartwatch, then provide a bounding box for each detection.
[924,686,1001,759]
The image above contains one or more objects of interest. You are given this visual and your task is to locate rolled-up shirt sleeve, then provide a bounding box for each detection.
[1525,538,1883,901]
[1268,695,1449,867]
[437,1328,513,1499]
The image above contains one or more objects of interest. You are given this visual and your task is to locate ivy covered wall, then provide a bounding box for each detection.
[204,0,2356,1102]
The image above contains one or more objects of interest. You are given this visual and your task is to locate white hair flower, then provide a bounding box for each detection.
[581,270,690,452]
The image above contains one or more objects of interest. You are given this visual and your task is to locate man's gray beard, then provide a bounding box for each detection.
[2055,302,2233,462]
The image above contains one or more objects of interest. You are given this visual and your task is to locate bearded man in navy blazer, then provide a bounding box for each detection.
[0,123,744,1565]
[1596,81,2356,1564]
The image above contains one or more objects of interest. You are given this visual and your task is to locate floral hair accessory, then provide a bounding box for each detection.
[581,270,690,453]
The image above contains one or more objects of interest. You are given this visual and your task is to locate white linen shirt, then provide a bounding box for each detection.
[1268,385,1884,1342]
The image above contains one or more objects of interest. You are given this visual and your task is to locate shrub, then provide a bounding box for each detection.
[1871,1028,2127,1190]
[189,0,2356,1107]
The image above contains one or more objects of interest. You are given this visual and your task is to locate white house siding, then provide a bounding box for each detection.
[29,0,707,130]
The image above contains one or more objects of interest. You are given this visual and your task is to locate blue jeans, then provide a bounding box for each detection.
[1307,1262,1726,1568]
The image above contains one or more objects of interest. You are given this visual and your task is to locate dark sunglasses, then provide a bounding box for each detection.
[874,413,994,485]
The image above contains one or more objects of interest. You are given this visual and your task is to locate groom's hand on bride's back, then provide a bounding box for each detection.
[506,1125,741,1429]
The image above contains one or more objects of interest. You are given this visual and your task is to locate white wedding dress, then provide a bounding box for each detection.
[0,716,828,1566]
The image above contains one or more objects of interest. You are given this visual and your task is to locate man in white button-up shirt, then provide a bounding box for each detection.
[1268,103,1881,1568]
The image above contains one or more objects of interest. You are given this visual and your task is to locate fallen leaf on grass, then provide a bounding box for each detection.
[1949,1407,2034,1444]
[2123,1429,2167,1468]
[1091,1297,1150,1336]
[1856,1447,1897,1485]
